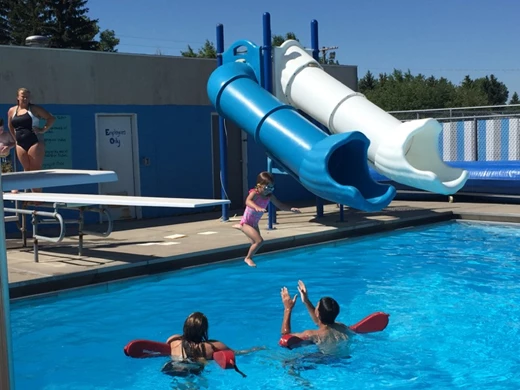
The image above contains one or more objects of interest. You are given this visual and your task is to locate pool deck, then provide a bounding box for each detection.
[5,200,520,298]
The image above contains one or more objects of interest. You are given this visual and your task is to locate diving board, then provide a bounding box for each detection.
[3,193,230,208]
[1,169,118,192]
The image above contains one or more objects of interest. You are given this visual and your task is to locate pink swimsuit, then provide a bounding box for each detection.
[239,189,271,227]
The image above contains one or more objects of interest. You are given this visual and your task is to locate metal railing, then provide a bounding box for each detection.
[389,105,520,162]
[389,104,520,121]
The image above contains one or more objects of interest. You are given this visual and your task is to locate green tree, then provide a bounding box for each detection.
[8,0,46,45]
[1,0,118,51]
[180,39,216,58]
[474,74,508,105]
[361,69,459,111]
[272,32,298,47]
[0,0,11,44]
[197,39,216,58]
[358,70,514,111]
[98,28,119,52]
[452,75,488,107]
[358,70,377,92]
[42,0,99,49]
[180,45,197,57]
[510,92,520,104]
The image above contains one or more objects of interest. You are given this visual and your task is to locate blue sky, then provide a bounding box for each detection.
[88,0,520,100]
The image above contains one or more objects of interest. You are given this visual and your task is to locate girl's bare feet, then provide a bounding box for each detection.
[244,258,257,267]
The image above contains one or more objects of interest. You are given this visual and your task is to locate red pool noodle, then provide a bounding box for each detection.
[279,311,390,348]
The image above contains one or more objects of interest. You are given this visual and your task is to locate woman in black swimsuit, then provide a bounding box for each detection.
[162,312,254,378]
[7,88,55,190]
[162,312,230,376]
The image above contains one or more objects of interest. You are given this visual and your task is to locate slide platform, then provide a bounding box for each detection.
[207,41,395,211]
[273,40,469,195]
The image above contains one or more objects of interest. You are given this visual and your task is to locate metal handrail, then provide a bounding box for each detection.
[4,208,65,243]
[4,207,66,263]
[82,207,113,238]
[5,203,114,261]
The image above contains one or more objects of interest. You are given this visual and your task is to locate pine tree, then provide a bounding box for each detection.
[272,32,298,47]
[509,92,519,105]
[474,74,509,105]
[8,0,46,45]
[0,0,10,44]
[358,70,377,92]
[180,45,197,57]
[42,0,99,50]
[181,40,216,58]
[99,29,119,52]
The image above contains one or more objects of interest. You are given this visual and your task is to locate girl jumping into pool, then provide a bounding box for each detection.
[233,171,300,267]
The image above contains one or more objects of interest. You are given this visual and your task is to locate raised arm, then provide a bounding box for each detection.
[280,287,297,335]
[297,280,319,325]
[270,195,300,213]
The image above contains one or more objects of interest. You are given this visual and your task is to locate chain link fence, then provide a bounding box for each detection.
[389,105,520,162]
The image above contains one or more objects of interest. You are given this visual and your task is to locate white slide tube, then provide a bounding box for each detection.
[273,40,468,195]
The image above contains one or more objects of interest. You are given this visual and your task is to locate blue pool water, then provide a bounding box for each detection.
[10,221,520,389]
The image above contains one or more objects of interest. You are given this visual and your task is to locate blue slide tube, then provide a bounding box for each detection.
[207,61,395,211]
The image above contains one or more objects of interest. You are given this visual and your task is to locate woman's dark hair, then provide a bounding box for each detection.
[181,312,209,359]
[0,118,3,126]
[317,297,340,325]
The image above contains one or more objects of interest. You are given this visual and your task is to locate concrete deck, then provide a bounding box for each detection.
[5,200,520,298]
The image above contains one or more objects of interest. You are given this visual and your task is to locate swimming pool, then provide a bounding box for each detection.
[11,220,520,389]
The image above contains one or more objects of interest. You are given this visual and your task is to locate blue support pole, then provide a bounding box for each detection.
[262,12,276,230]
[216,23,229,222]
[311,19,319,64]
[311,19,326,219]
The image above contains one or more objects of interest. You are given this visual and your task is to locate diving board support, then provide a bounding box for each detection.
[4,203,113,263]
[4,207,65,263]
[76,206,113,256]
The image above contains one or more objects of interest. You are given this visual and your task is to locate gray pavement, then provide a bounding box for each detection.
[5,200,520,298]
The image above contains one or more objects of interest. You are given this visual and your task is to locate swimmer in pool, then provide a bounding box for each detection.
[280,280,350,346]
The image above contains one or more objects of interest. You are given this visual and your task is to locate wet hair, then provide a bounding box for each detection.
[181,312,209,359]
[256,171,274,186]
[317,297,340,325]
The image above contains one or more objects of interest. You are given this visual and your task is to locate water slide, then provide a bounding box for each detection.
[273,40,469,195]
[207,41,395,212]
